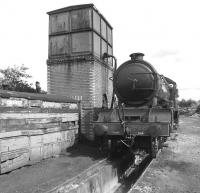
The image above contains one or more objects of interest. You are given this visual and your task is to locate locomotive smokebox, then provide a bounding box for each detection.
[113,53,170,107]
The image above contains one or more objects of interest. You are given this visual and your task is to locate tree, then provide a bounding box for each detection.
[178,99,197,108]
[0,65,36,93]
[196,104,200,114]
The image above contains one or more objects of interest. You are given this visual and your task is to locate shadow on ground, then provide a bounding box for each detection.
[65,142,108,160]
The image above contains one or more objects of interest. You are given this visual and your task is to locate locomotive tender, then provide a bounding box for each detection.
[93,53,179,157]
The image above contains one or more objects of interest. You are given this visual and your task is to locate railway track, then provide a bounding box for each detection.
[114,149,152,193]
[44,148,153,193]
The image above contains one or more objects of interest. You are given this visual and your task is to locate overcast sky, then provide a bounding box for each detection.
[0,0,200,100]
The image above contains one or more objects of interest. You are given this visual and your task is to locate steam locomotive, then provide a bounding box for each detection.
[93,53,179,157]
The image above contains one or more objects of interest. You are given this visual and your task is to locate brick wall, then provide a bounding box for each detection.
[47,57,113,140]
[47,59,94,108]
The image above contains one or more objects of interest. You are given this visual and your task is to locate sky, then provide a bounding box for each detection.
[0,0,200,100]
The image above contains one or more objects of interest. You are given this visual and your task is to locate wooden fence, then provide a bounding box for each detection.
[0,90,80,174]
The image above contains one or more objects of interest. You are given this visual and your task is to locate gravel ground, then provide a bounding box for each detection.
[130,116,200,193]
[0,144,105,193]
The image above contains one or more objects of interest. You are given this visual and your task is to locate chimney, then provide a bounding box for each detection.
[130,53,144,60]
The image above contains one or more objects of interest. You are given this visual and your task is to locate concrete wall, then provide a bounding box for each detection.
[0,90,79,174]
